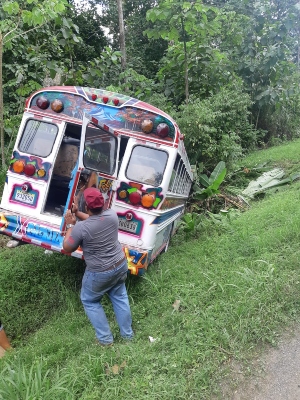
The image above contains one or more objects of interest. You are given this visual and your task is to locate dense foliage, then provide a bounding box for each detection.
[1,0,300,170]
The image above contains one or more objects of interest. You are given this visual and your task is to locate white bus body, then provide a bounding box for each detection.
[0,86,193,275]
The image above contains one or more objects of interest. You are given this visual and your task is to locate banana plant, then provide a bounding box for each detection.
[192,161,227,200]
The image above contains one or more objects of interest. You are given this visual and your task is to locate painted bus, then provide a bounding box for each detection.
[0,86,193,275]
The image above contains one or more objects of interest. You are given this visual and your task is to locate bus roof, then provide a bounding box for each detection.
[26,86,182,146]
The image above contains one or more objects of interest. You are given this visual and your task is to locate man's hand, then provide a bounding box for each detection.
[71,195,79,215]
[64,210,76,226]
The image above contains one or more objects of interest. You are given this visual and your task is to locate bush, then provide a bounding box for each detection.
[260,93,300,145]
[176,82,258,168]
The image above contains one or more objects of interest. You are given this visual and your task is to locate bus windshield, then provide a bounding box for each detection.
[83,124,117,175]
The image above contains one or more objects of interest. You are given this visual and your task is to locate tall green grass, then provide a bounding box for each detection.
[1,139,300,399]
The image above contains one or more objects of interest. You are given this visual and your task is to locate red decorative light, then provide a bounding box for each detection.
[125,212,133,221]
[113,98,119,106]
[91,94,97,101]
[156,123,169,138]
[129,191,141,206]
[24,164,36,176]
[21,184,29,192]
[51,99,64,112]
[102,96,109,104]
[36,96,50,109]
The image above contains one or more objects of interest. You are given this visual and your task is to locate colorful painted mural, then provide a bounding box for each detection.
[30,88,176,142]
[9,151,51,181]
[117,181,163,209]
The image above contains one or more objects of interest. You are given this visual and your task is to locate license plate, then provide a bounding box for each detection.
[15,190,35,205]
[118,219,138,233]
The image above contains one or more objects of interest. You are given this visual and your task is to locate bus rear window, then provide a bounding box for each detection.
[126,146,168,186]
[18,119,58,157]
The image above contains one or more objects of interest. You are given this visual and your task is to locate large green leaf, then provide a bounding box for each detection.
[209,161,226,185]
[210,168,227,191]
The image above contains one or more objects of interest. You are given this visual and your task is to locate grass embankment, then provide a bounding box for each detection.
[1,140,300,399]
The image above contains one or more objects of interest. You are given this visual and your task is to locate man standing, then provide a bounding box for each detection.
[63,187,133,346]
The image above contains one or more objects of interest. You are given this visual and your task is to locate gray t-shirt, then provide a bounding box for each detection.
[69,209,124,272]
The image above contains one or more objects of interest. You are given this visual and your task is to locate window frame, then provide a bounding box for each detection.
[125,145,168,187]
[18,118,58,158]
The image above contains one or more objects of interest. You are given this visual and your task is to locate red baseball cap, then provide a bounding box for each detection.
[83,188,104,210]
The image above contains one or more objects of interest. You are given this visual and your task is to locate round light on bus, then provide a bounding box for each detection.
[141,119,154,134]
[91,94,97,101]
[36,96,50,109]
[113,98,119,106]
[21,184,29,192]
[129,192,141,205]
[141,193,155,208]
[37,168,46,178]
[125,212,133,221]
[12,160,25,173]
[24,164,36,176]
[51,99,64,113]
[102,96,109,104]
[156,123,169,138]
[119,190,128,199]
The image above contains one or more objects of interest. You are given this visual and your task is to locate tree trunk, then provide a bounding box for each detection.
[180,16,189,105]
[117,0,126,71]
[0,34,5,168]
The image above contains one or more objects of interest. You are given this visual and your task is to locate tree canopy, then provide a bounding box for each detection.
[1,0,300,169]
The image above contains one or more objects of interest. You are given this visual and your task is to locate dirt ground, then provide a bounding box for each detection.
[216,326,300,400]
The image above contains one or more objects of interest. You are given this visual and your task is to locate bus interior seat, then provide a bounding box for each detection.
[51,143,79,188]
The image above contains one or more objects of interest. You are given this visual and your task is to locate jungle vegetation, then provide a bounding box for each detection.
[1,0,300,170]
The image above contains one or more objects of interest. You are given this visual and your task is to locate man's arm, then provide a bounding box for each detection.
[72,194,89,221]
[63,210,80,253]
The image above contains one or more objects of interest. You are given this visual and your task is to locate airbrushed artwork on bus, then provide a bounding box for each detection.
[9,151,52,181]
[124,248,150,276]
[116,181,163,210]
[0,213,61,245]
[30,88,176,142]
[0,210,150,275]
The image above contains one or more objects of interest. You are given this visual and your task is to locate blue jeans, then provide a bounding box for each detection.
[80,260,134,345]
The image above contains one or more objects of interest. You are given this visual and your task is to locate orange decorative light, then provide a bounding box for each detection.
[119,190,128,199]
[37,168,46,177]
[51,99,64,112]
[141,119,154,134]
[12,160,25,173]
[141,193,155,208]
